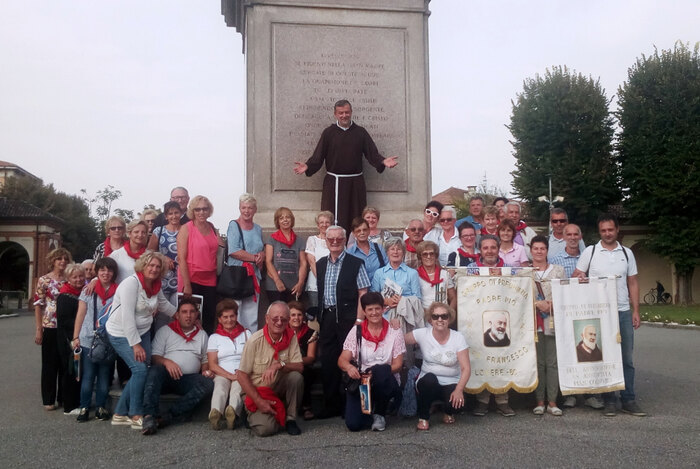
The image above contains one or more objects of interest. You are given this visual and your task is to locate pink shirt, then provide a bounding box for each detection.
[343,325,406,382]
[180,221,218,287]
[500,243,528,266]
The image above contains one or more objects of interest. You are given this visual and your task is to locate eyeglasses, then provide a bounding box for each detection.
[327,237,345,244]
[431,313,449,321]
[460,234,476,239]
[270,317,289,324]
[425,209,439,218]
[439,218,454,223]
[171,196,188,200]
[407,227,424,232]
[551,219,567,224]
[109,226,125,231]
[421,252,436,257]
[193,207,210,212]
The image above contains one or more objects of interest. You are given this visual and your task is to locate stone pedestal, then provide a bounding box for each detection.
[222,0,432,229]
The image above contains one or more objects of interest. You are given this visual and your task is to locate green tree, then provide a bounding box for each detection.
[508,66,621,233]
[617,42,700,304]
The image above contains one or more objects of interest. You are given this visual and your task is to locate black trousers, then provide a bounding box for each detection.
[319,309,355,413]
[191,283,218,335]
[416,372,461,420]
[41,328,63,406]
[55,327,80,412]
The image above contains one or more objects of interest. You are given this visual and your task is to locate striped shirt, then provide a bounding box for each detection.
[323,251,371,307]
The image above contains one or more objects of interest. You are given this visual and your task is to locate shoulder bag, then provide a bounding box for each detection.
[216,221,255,299]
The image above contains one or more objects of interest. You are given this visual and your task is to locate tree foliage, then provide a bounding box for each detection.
[617,42,700,282]
[508,66,621,231]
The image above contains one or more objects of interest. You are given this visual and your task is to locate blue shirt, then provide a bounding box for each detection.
[323,251,371,307]
[227,221,265,279]
[549,250,581,278]
[548,234,586,262]
[346,242,388,281]
[371,263,422,299]
[456,215,482,232]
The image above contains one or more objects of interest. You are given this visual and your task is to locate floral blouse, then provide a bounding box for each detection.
[33,275,66,328]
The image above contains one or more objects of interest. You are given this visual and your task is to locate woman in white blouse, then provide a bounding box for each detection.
[304,210,332,313]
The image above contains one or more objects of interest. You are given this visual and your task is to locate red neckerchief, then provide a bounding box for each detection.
[245,387,285,427]
[270,229,296,248]
[405,241,417,253]
[95,282,117,305]
[294,323,310,341]
[480,227,498,235]
[263,325,294,360]
[103,237,118,257]
[136,272,161,297]
[168,320,201,343]
[458,248,479,261]
[417,265,443,286]
[243,262,260,302]
[215,322,245,341]
[516,220,528,231]
[59,283,82,296]
[123,241,145,260]
[361,318,389,351]
[476,257,505,267]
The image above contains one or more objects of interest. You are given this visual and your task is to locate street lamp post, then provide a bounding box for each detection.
[537,176,564,234]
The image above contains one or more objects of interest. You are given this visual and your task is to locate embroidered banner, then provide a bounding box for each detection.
[551,277,625,395]
[457,274,537,394]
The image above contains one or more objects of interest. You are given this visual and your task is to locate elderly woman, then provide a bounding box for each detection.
[226,194,265,332]
[481,206,500,236]
[348,206,392,246]
[148,201,182,307]
[304,210,332,314]
[406,302,470,430]
[288,301,318,420]
[347,217,388,282]
[55,263,86,415]
[106,252,177,429]
[526,235,566,416]
[371,237,421,311]
[93,215,126,260]
[33,247,72,410]
[498,218,528,267]
[72,257,119,422]
[178,195,220,334]
[141,208,158,238]
[447,222,479,267]
[207,299,250,431]
[338,292,405,432]
[415,241,456,313]
[110,219,149,283]
[81,259,96,282]
[264,207,307,303]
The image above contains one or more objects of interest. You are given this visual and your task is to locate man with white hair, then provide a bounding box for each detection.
[577,324,603,362]
[154,186,190,227]
[436,206,461,266]
[505,201,537,258]
[483,312,510,347]
[403,218,425,269]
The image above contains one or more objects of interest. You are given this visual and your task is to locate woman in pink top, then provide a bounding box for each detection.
[497,218,528,267]
[177,195,221,334]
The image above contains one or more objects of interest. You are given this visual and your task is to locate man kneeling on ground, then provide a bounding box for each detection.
[237,301,304,436]
[142,298,214,435]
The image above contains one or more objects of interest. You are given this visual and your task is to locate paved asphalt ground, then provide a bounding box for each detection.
[1,313,698,469]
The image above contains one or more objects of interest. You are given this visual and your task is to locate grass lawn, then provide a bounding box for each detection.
[640,304,700,325]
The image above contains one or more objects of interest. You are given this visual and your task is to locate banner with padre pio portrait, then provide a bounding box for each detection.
[457,275,538,394]
[551,277,625,395]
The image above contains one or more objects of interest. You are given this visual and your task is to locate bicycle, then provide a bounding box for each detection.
[643,282,671,305]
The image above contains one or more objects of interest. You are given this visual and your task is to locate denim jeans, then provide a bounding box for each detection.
[79,347,112,409]
[603,309,635,403]
[108,332,151,416]
[142,364,214,419]
[345,364,402,432]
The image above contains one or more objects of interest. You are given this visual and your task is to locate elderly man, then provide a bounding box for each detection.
[574,214,644,417]
[403,218,425,269]
[484,312,510,347]
[547,209,585,261]
[316,225,370,419]
[236,302,304,436]
[455,195,485,231]
[577,325,603,362]
[153,186,190,227]
[436,206,461,267]
[293,100,399,233]
[505,201,537,258]
[141,298,214,435]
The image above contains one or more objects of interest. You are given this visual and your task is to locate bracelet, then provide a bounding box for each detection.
[355,319,363,324]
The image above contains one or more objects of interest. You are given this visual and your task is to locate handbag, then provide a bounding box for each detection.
[88,296,117,364]
[342,326,363,395]
[216,221,255,299]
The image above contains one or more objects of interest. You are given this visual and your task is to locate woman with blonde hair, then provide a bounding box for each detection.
[93,215,126,260]
[264,207,307,303]
[110,219,149,283]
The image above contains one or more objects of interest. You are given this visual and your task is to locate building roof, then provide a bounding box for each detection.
[0,160,40,182]
[0,198,63,226]
[432,186,476,205]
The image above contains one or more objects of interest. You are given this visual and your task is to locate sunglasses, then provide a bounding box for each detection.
[551,219,567,224]
[327,237,345,244]
[407,227,424,232]
[431,313,449,321]
[109,226,125,231]
[425,209,439,218]
[439,218,454,223]
[193,207,210,212]
[421,252,436,257]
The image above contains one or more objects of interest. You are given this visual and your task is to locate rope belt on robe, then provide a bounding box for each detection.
[327,171,363,225]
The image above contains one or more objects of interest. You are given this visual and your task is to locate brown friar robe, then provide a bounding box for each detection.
[304,123,386,233]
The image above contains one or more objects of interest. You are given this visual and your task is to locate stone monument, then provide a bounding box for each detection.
[222,0,432,228]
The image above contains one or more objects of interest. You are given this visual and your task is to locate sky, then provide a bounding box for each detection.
[1,0,697,229]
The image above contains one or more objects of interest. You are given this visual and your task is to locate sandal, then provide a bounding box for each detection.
[443,414,455,424]
[416,419,430,431]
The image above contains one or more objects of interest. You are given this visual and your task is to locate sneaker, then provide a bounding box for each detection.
[141,415,157,435]
[209,408,224,431]
[496,403,515,417]
[130,417,143,429]
[63,408,80,416]
[111,414,132,426]
[621,401,647,417]
[286,420,302,436]
[585,396,605,410]
[533,405,545,415]
[95,407,111,421]
[603,402,617,417]
[76,408,90,423]
[547,406,563,416]
[562,396,577,408]
[371,414,386,431]
[472,401,489,417]
[224,406,236,430]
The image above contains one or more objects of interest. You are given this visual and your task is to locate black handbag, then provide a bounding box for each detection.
[88,295,117,364]
[216,221,256,299]
[342,326,363,395]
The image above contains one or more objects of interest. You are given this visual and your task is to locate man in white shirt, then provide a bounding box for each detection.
[573,214,645,418]
[436,206,461,267]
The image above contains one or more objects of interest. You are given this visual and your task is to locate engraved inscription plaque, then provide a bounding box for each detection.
[272,23,408,193]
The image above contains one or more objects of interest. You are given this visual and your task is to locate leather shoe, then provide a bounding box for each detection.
[286,420,302,436]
